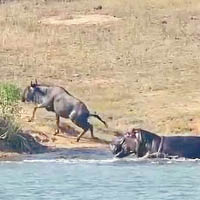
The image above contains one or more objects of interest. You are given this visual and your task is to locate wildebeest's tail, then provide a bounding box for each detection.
[89,114,108,128]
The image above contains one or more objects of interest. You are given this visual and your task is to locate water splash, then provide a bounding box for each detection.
[23,158,119,164]
[8,157,199,165]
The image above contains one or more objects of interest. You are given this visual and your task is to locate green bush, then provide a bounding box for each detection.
[0,85,45,153]
[0,83,29,153]
[0,83,21,119]
[0,83,46,154]
[0,118,45,153]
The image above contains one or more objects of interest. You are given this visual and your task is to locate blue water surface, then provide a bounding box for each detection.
[0,149,200,200]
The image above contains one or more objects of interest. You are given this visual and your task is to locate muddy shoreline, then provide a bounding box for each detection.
[0,136,110,161]
[0,147,111,162]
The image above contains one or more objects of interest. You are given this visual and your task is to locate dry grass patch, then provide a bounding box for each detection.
[40,14,120,26]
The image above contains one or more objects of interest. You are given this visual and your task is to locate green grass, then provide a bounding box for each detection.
[0,83,21,119]
[0,83,23,152]
[0,118,44,153]
[0,83,36,153]
[0,83,20,104]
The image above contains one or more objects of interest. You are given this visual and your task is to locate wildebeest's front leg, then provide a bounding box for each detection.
[28,97,53,122]
[28,104,45,122]
[54,114,60,135]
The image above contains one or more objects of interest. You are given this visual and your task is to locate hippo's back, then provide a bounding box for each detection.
[163,136,200,158]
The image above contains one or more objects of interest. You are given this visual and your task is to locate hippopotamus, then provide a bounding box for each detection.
[110,128,200,159]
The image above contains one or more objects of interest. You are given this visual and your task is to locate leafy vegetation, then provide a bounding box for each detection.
[0,83,45,153]
[0,118,46,153]
[0,119,29,153]
[0,83,21,119]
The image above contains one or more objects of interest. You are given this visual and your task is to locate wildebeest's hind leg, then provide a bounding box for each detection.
[90,125,94,138]
[70,112,93,142]
[54,114,60,135]
[76,123,92,142]
[76,129,87,142]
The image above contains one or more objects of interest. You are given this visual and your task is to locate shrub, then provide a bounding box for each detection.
[0,83,45,153]
[0,83,46,154]
[0,118,46,153]
[0,83,21,119]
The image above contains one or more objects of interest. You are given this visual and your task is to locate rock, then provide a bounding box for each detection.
[94,5,102,10]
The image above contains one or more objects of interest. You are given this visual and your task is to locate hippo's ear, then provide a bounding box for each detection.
[131,128,141,139]
[135,130,142,143]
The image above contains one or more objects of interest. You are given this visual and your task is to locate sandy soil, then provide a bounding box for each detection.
[40,14,121,26]
[0,152,21,161]
[16,103,111,151]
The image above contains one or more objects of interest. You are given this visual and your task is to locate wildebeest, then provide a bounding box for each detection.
[110,128,200,159]
[22,80,108,142]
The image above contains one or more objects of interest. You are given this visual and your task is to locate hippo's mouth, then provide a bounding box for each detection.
[115,149,126,158]
[110,144,135,158]
[115,148,135,158]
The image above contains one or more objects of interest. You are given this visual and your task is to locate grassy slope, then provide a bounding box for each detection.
[1,0,200,140]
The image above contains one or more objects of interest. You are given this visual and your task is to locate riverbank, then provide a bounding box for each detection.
[0,137,109,161]
[2,0,200,160]
[0,152,21,161]
[0,113,111,161]
[0,123,110,161]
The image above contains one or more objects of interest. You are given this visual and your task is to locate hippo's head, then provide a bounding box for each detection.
[110,129,143,158]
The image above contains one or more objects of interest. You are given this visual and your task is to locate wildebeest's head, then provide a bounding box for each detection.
[21,80,39,103]
[110,129,143,158]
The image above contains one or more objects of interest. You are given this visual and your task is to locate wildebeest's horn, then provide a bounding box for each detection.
[35,79,38,85]
[31,81,33,87]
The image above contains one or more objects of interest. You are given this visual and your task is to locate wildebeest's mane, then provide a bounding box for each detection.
[30,82,84,103]
[32,83,73,96]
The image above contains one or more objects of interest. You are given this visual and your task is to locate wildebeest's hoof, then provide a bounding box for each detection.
[54,130,59,136]
[51,137,57,142]
[76,137,80,142]
[28,118,32,122]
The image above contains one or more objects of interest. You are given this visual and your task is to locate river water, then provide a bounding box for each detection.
[0,148,200,200]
